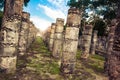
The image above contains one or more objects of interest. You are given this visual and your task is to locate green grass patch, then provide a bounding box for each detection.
[48,62,60,74]
[91,54,105,61]
[76,50,82,59]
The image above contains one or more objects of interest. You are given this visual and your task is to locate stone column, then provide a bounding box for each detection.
[81,25,93,59]
[18,12,30,56]
[104,19,120,80]
[27,22,34,48]
[52,18,64,59]
[61,7,81,74]
[90,30,98,54]
[49,23,56,51]
[0,0,24,73]
[46,27,51,47]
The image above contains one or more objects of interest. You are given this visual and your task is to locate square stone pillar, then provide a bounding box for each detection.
[0,0,24,73]
[81,25,93,59]
[61,7,81,74]
[90,30,98,54]
[18,12,30,56]
[105,19,120,80]
[52,18,64,59]
[49,23,56,51]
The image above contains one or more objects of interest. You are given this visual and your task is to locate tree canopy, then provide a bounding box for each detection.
[67,0,118,36]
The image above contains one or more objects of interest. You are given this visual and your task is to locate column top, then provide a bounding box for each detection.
[56,18,64,23]
[22,12,30,20]
[51,23,56,29]
[68,7,80,15]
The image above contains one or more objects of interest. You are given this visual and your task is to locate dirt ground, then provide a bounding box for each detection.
[0,37,108,80]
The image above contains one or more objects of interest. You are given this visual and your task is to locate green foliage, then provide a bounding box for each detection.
[93,19,107,36]
[63,24,67,31]
[24,0,30,7]
[67,0,91,9]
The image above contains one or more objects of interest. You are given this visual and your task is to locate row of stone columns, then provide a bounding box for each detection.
[0,0,38,73]
[43,7,99,74]
[44,7,120,80]
[43,7,81,74]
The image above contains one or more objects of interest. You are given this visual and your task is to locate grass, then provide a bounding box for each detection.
[26,37,60,75]
[91,54,105,61]
[76,49,105,75]
[15,37,107,80]
[76,49,82,59]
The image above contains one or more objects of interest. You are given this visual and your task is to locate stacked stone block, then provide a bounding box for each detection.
[27,22,37,49]
[18,12,30,55]
[52,18,64,59]
[61,7,81,74]
[0,0,24,73]
[49,23,56,51]
[81,25,93,59]
[90,30,98,54]
[105,19,120,80]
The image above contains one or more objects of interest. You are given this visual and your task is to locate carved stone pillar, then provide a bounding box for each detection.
[105,19,120,80]
[49,23,56,51]
[18,12,30,56]
[81,25,93,59]
[46,27,51,47]
[0,0,24,73]
[90,30,98,54]
[52,18,64,59]
[60,7,81,74]
[27,22,34,48]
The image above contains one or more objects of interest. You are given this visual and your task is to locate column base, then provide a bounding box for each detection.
[0,56,17,73]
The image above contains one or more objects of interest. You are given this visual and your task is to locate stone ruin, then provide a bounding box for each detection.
[52,18,64,59]
[60,7,81,74]
[105,18,120,80]
[48,23,56,51]
[81,25,93,59]
[0,0,24,73]
[18,12,30,56]
[0,0,38,73]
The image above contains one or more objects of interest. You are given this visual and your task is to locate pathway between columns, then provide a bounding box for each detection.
[0,37,108,80]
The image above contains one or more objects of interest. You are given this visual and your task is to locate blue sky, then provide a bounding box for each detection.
[23,0,69,31]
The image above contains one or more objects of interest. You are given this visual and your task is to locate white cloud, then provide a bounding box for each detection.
[30,0,69,31]
[47,0,69,13]
[30,16,51,31]
[38,4,66,21]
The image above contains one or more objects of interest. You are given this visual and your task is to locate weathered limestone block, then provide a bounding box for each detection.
[52,18,64,59]
[0,0,24,73]
[27,22,38,49]
[27,22,33,48]
[90,30,98,54]
[0,56,17,73]
[105,19,120,80]
[31,24,37,42]
[49,23,56,51]
[96,36,107,51]
[61,7,81,74]
[18,12,30,55]
[81,25,93,59]
[46,27,51,47]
